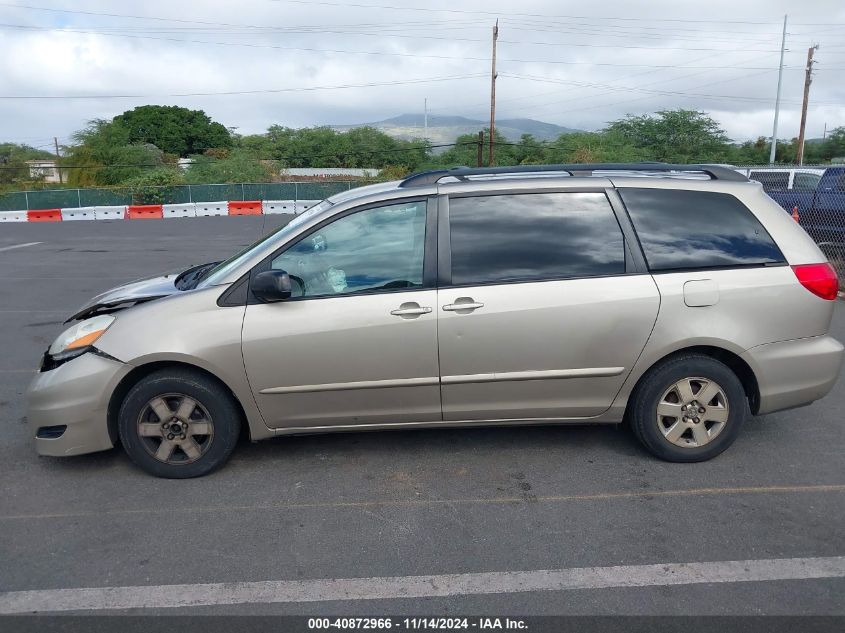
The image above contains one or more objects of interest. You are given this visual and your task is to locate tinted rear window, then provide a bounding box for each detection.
[619,188,785,272]
[793,172,821,192]
[448,192,625,285]
[749,171,790,192]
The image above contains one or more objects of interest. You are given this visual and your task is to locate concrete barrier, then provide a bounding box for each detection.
[127,204,164,220]
[228,200,263,216]
[61,207,97,221]
[295,200,322,213]
[194,202,228,217]
[27,209,62,222]
[2,199,327,222]
[0,210,28,222]
[162,203,197,219]
[262,200,296,214]
[93,205,127,220]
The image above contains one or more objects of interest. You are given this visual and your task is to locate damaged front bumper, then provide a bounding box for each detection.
[26,352,132,456]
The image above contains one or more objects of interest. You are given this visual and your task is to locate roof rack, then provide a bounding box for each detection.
[398,163,748,187]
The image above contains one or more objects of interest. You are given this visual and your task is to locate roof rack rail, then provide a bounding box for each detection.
[398,163,748,187]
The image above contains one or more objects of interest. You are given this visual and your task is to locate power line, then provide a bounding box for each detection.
[500,71,839,106]
[0,3,475,33]
[269,0,845,27]
[0,22,782,51]
[0,73,486,99]
[514,67,784,119]
[2,24,806,70]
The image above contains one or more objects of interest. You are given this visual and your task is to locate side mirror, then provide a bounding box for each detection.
[251,270,292,303]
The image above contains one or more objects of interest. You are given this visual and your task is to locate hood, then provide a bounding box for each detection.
[66,261,219,322]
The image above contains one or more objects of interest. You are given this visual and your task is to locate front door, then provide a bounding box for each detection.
[437,191,660,421]
[241,198,441,429]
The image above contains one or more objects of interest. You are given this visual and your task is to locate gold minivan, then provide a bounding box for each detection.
[27,164,843,477]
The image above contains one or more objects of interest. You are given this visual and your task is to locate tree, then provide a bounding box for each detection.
[113,105,231,157]
[820,127,845,161]
[545,131,645,164]
[432,128,529,168]
[257,125,429,170]
[123,167,184,204]
[184,150,276,184]
[603,109,731,163]
[0,143,55,185]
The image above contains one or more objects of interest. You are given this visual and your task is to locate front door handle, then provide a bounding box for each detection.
[390,302,432,317]
[442,298,484,312]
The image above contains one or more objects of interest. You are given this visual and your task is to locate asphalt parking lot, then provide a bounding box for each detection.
[0,216,844,617]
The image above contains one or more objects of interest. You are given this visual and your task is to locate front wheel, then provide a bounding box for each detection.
[118,368,241,478]
[628,354,747,462]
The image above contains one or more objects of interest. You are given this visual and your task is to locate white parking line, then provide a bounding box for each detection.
[0,242,42,253]
[1,556,843,613]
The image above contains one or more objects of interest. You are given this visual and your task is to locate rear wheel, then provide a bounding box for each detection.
[628,354,747,462]
[118,368,241,478]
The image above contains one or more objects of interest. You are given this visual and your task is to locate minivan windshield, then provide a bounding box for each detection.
[196,199,333,288]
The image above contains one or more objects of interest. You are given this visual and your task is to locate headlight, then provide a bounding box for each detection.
[48,315,116,357]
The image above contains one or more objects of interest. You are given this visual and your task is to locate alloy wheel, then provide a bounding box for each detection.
[656,377,729,448]
[136,393,215,464]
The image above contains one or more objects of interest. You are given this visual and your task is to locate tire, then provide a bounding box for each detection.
[118,368,241,478]
[628,354,747,462]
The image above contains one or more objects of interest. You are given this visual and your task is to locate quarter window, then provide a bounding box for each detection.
[749,171,790,192]
[448,192,626,285]
[793,172,821,192]
[619,188,785,272]
[270,200,427,298]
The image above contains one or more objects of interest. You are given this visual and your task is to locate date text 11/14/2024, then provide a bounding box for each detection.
[307,617,528,630]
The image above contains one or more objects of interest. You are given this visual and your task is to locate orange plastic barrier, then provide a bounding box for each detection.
[228,200,262,216]
[27,209,62,222]
[127,204,164,219]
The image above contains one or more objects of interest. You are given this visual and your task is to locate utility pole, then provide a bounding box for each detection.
[53,136,63,184]
[477,131,484,167]
[488,19,498,167]
[769,14,788,164]
[796,44,819,166]
[423,98,428,141]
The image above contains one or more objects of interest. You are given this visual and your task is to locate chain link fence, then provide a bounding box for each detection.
[735,164,845,278]
[0,181,358,211]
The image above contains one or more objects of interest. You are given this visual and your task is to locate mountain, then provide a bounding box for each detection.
[332,114,581,146]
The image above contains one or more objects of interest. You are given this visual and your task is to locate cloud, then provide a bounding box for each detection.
[1,0,843,145]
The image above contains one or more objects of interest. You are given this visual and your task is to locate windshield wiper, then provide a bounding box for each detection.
[174,261,221,290]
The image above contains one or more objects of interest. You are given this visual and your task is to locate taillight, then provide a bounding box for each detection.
[792,263,840,300]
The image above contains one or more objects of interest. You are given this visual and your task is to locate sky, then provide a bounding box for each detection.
[1,0,844,150]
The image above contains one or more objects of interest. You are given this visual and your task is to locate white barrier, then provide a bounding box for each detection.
[194,201,228,217]
[163,203,197,219]
[262,200,296,215]
[294,200,321,213]
[0,210,28,222]
[61,207,97,221]
[94,205,127,220]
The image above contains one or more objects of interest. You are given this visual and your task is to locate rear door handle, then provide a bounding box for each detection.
[390,303,432,317]
[442,300,484,312]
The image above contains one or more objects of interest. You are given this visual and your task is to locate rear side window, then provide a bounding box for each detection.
[793,172,821,192]
[749,171,789,192]
[619,188,785,272]
[448,192,625,285]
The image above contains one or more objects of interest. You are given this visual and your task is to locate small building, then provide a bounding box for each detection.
[25,159,61,183]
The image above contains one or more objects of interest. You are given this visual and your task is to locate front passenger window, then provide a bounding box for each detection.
[271,200,427,298]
